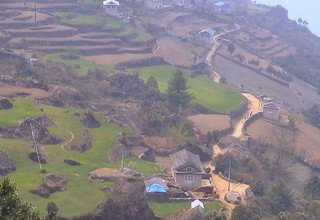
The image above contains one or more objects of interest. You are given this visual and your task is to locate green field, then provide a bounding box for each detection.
[0,98,162,217]
[138,65,246,113]
[43,53,114,76]
[149,200,222,217]
[0,98,42,126]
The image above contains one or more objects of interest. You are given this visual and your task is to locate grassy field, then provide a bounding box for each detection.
[138,65,246,113]
[54,12,122,31]
[0,98,42,126]
[149,200,222,217]
[43,53,114,76]
[0,98,162,217]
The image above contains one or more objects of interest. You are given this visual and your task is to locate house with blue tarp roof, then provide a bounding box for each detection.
[145,176,168,193]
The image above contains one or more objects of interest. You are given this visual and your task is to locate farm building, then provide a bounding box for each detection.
[262,97,282,121]
[102,0,120,17]
[198,28,216,44]
[213,1,230,14]
[145,0,163,9]
[170,149,205,189]
[191,199,205,213]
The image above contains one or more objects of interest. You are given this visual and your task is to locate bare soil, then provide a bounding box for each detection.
[155,37,194,68]
[0,86,49,99]
[187,114,231,134]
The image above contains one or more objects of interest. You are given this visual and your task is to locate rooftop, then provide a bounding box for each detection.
[170,149,204,173]
[191,199,204,209]
[214,1,228,7]
[103,0,120,6]
[198,28,216,36]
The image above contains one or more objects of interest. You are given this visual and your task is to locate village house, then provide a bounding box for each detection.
[197,28,216,44]
[170,149,205,189]
[103,0,120,17]
[262,97,282,121]
[145,0,163,10]
[213,1,230,14]
[191,199,205,214]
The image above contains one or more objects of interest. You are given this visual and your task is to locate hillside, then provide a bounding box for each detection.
[1,0,320,219]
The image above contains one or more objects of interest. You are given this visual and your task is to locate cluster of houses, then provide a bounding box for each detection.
[145,0,230,13]
[144,148,216,213]
[102,0,231,17]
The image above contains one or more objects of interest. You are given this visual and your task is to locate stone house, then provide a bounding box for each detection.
[197,28,216,44]
[103,0,120,17]
[262,98,282,121]
[213,1,230,14]
[170,149,205,189]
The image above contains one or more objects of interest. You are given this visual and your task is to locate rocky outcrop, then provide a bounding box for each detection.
[80,111,101,128]
[0,97,13,110]
[29,152,48,164]
[69,129,92,152]
[15,117,64,145]
[64,159,81,166]
[92,179,159,220]
[31,173,67,198]
[0,150,16,176]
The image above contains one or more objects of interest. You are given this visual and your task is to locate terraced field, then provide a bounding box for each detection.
[0,0,155,59]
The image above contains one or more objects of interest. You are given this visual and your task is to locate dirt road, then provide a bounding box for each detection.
[232,93,262,138]
[206,24,241,83]
[204,93,261,209]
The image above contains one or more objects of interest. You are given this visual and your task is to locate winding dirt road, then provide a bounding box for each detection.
[232,93,262,138]
[206,24,241,83]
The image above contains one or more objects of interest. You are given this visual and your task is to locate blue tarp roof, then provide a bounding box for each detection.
[146,183,167,193]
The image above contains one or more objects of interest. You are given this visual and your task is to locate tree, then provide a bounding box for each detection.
[265,181,294,214]
[231,204,261,220]
[250,180,265,196]
[46,202,58,220]
[208,209,227,220]
[298,18,303,24]
[146,76,159,91]
[0,178,40,220]
[213,152,237,174]
[304,175,320,199]
[228,43,236,58]
[166,70,192,116]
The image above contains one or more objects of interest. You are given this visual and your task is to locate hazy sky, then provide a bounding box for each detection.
[254,0,320,36]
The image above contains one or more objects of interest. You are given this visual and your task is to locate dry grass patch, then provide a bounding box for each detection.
[85,53,157,66]
[187,114,231,134]
[155,37,194,68]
